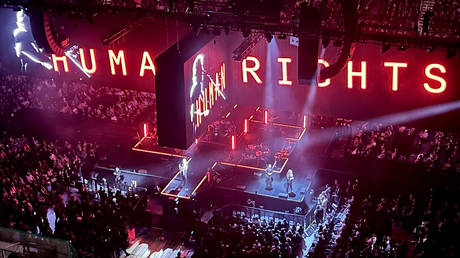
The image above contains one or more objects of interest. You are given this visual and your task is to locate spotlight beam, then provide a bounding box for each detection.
[300,101,460,149]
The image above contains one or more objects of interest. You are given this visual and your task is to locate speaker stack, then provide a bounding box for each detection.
[298,3,322,85]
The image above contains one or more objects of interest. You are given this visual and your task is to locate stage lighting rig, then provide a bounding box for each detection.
[1,0,459,52]
[232,33,263,61]
[102,17,147,47]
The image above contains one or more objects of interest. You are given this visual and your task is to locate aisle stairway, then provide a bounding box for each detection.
[121,237,194,258]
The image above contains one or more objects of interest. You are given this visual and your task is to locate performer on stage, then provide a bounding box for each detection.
[265,164,274,190]
[114,167,123,186]
[286,169,294,194]
[179,158,189,185]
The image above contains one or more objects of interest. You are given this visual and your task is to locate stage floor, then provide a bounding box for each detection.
[100,105,319,208]
[213,162,312,203]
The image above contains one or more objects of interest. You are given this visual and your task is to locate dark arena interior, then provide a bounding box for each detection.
[0,0,460,257]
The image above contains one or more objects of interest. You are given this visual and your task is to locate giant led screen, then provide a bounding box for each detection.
[183,37,229,140]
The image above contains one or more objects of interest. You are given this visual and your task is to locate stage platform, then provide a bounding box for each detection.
[98,104,317,211]
[212,162,312,203]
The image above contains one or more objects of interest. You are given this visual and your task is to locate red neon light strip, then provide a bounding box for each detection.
[264,110,268,124]
[143,123,148,137]
[191,174,208,196]
[132,147,190,159]
[161,170,181,194]
[219,162,285,173]
[244,119,248,133]
[303,115,307,129]
[251,119,303,129]
[231,135,236,150]
[133,136,147,148]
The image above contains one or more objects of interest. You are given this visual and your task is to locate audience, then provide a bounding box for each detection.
[0,132,140,257]
[309,179,460,257]
[0,74,155,125]
[191,213,305,257]
[324,119,460,172]
[2,69,460,258]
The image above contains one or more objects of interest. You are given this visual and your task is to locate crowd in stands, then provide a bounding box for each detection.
[191,212,305,257]
[327,120,460,172]
[0,132,141,257]
[309,179,460,257]
[0,74,155,125]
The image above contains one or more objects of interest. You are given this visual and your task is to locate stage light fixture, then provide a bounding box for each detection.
[264,31,272,43]
[278,34,287,40]
[381,43,391,53]
[398,44,407,51]
[426,45,435,53]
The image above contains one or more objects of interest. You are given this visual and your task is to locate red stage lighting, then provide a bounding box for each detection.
[303,115,307,128]
[143,123,148,137]
[244,119,248,133]
[231,135,236,150]
[264,110,268,124]
[195,138,198,144]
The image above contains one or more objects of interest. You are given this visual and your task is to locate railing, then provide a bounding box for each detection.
[0,227,77,258]
[220,204,308,227]
[82,176,147,195]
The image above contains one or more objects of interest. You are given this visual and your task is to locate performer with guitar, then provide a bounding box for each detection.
[265,162,277,190]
